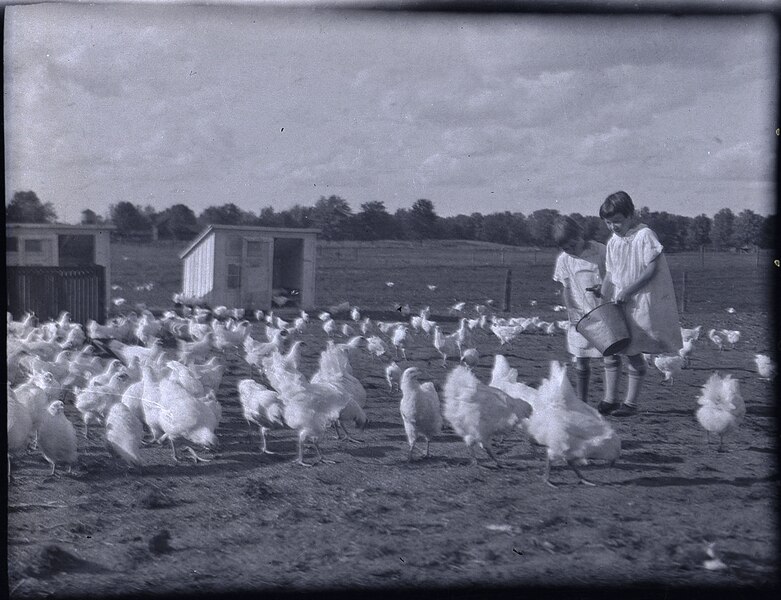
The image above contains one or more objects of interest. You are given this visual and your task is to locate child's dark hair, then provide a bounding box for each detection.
[552,215,584,247]
[599,191,635,219]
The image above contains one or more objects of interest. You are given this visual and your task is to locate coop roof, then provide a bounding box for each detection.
[180,224,320,259]
[6,223,115,233]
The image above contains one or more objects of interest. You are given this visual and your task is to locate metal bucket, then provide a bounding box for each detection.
[575,302,631,356]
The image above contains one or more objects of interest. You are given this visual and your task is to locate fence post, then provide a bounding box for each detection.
[680,271,687,315]
[700,244,704,268]
[503,269,512,312]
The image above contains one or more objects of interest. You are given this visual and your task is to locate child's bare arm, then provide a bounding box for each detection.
[600,275,614,301]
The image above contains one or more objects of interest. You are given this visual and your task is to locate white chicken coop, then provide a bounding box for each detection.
[6,223,114,323]
[179,225,319,310]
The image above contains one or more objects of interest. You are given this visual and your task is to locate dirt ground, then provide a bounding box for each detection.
[6,307,779,598]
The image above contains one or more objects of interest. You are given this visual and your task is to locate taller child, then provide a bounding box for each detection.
[598,191,683,417]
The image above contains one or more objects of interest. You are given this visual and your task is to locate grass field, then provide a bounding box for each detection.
[110,239,774,318]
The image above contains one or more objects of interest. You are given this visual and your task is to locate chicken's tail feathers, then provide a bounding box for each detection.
[442,365,478,406]
[535,360,569,407]
[697,372,724,406]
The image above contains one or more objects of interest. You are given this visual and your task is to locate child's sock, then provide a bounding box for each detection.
[603,355,621,404]
[575,358,590,404]
[624,355,647,407]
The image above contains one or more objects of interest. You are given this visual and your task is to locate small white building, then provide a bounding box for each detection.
[179,225,319,310]
[6,223,114,322]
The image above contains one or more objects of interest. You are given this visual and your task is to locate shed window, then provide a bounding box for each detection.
[58,234,95,266]
[25,239,43,252]
[227,263,241,289]
[7,237,18,252]
[227,236,243,257]
[246,240,264,257]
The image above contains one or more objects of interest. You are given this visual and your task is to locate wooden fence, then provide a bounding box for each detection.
[7,266,106,324]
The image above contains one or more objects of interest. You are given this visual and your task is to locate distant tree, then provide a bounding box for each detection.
[407,199,439,240]
[110,202,150,235]
[199,203,248,226]
[158,204,199,239]
[80,208,104,225]
[468,212,485,240]
[732,209,765,249]
[479,212,512,245]
[643,211,684,251]
[526,209,560,246]
[353,201,396,240]
[711,208,735,251]
[440,213,478,240]
[507,212,530,246]
[281,204,314,229]
[257,206,284,227]
[5,190,57,223]
[312,195,353,240]
[758,213,776,249]
[685,214,711,250]
[393,208,411,240]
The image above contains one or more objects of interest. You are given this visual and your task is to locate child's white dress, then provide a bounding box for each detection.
[605,224,683,355]
[553,241,606,358]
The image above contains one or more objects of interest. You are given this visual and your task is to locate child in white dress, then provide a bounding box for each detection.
[598,191,683,417]
[552,216,607,405]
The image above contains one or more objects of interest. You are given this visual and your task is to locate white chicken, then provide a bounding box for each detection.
[490,322,523,346]
[212,319,251,352]
[365,336,387,359]
[385,361,402,390]
[390,325,408,360]
[322,318,338,337]
[678,338,695,367]
[442,365,532,467]
[243,330,286,371]
[73,371,130,437]
[107,338,166,366]
[135,312,163,345]
[433,326,460,367]
[653,355,685,385]
[489,355,538,417]
[527,361,620,487]
[262,351,351,466]
[105,402,145,466]
[754,353,776,380]
[681,325,702,344]
[14,371,63,437]
[719,329,741,349]
[7,384,34,480]
[153,375,220,463]
[707,329,725,351]
[37,401,78,476]
[311,344,368,443]
[695,372,745,451]
[460,348,480,367]
[177,332,214,364]
[237,379,285,454]
[399,367,442,461]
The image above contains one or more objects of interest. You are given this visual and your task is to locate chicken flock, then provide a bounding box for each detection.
[6,300,769,486]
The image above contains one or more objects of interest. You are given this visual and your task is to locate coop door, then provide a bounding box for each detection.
[241,239,272,308]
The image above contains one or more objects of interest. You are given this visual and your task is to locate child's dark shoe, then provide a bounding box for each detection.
[611,404,638,417]
[597,401,619,415]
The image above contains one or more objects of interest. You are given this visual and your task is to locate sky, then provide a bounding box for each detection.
[3,2,778,224]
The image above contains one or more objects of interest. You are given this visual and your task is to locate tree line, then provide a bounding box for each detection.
[5,190,776,251]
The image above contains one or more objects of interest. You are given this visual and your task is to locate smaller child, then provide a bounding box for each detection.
[598,191,683,417]
[552,215,607,405]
